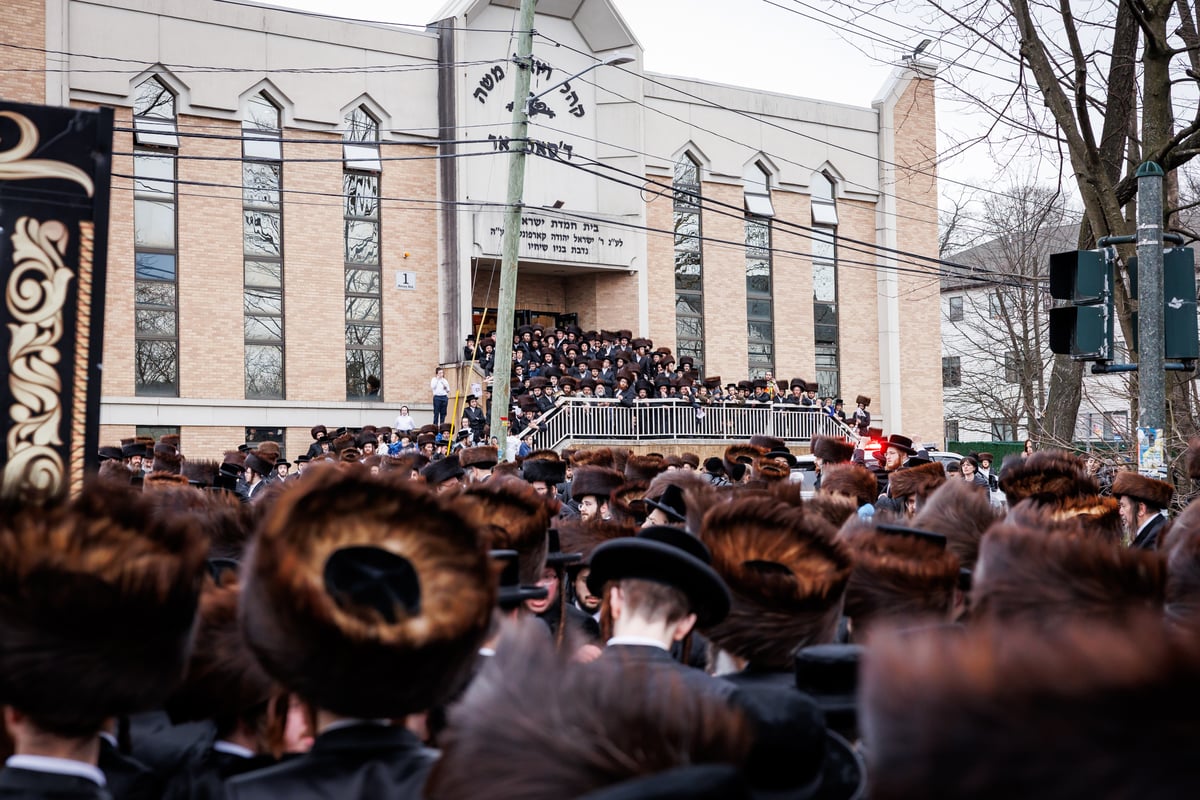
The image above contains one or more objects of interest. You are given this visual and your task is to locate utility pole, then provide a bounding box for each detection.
[1136,161,1165,431]
[488,0,537,458]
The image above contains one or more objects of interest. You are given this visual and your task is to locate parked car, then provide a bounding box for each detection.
[789,454,818,499]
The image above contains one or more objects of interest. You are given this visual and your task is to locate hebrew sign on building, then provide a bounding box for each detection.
[0,101,113,500]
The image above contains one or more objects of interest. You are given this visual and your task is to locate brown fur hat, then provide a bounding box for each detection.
[608,481,650,525]
[724,443,767,475]
[625,454,665,483]
[998,449,1098,505]
[752,456,790,484]
[805,493,860,530]
[700,496,852,670]
[521,457,566,486]
[379,452,422,476]
[164,574,277,736]
[255,441,281,461]
[819,463,880,508]
[570,447,616,470]
[679,452,701,469]
[461,477,551,585]
[886,462,946,501]
[459,445,499,469]
[151,448,184,475]
[144,471,193,490]
[971,517,1165,628]
[749,435,787,453]
[861,620,1200,800]
[1163,502,1200,634]
[0,483,207,736]
[571,466,626,501]
[912,479,997,571]
[838,519,960,635]
[1187,437,1200,481]
[1036,494,1124,543]
[556,517,638,568]
[426,618,754,799]
[811,435,855,464]
[240,465,495,717]
[181,458,221,488]
[1112,470,1174,510]
[330,433,356,454]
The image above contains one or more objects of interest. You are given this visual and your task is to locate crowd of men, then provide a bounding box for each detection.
[4,424,1200,799]
[462,324,873,438]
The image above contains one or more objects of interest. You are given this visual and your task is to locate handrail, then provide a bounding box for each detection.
[513,397,858,451]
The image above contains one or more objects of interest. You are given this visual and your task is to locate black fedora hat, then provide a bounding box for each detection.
[546,528,583,567]
[421,454,464,486]
[643,483,687,524]
[491,549,548,610]
[794,643,863,741]
[882,434,917,455]
[587,526,730,627]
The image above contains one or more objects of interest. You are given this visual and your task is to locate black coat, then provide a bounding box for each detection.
[125,713,215,782]
[226,724,436,800]
[1131,513,1167,550]
[0,768,110,799]
[599,644,737,700]
[162,749,278,800]
[98,738,160,800]
[538,595,601,644]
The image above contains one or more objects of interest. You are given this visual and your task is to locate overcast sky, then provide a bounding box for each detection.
[257,0,1046,220]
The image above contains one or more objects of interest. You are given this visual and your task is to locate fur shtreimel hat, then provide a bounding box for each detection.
[240,466,495,718]
[463,477,552,586]
[522,457,566,486]
[886,461,947,501]
[570,448,617,469]
[1187,437,1200,481]
[811,435,854,465]
[459,445,499,470]
[723,443,766,476]
[998,449,1098,506]
[422,454,465,486]
[624,454,666,484]
[1165,502,1200,633]
[426,619,754,800]
[1111,471,1174,510]
[0,484,207,736]
[700,496,852,671]
[165,573,277,735]
[838,520,960,635]
[819,464,880,508]
[971,517,1165,628]
[912,479,997,571]
[572,466,626,501]
[556,517,637,570]
[855,395,870,407]
[861,621,1200,800]
[748,435,787,453]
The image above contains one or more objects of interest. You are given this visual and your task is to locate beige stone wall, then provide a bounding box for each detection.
[178,116,244,400]
[2,1,45,104]
[645,185,676,345]
[771,191,815,384]
[699,181,748,379]
[837,198,883,405]
[103,105,137,397]
[891,76,943,443]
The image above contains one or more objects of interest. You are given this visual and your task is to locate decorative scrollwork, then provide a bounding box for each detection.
[0,110,94,196]
[4,217,73,499]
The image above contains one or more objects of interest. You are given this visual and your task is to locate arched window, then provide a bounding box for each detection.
[811,172,839,396]
[674,154,704,372]
[344,106,383,399]
[745,163,774,379]
[243,92,285,399]
[133,76,179,395]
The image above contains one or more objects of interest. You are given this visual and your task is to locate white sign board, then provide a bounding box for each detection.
[395,271,417,290]
[475,210,634,270]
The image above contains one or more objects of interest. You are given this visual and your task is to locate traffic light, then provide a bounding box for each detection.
[1126,248,1198,360]
[1048,249,1113,360]
[1163,247,1199,359]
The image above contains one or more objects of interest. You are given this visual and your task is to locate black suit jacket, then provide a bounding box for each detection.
[162,749,278,800]
[0,768,111,800]
[226,724,435,800]
[98,739,160,800]
[1131,513,1167,550]
[599,644,738,700]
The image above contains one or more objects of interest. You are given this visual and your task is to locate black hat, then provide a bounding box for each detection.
[587,526,730,626]
[98,445,124,462]
[422,454,465,486]
[295,454,311,464]
[244,451,274,477]
[491,549,548,610]
[876,523,948,550]
[794,643,863,740]
[522,458,566,486]
[883,434,917,455]
[643,484,687,524]
[765,449,799,469]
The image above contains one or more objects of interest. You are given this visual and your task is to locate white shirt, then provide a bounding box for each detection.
[6,755,106,787]
[393,414,416,432]
[606,635,669,651]
[212,741,256,759]
[430,376,450,397]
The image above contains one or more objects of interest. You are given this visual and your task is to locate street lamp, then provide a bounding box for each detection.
[487,33,637,458]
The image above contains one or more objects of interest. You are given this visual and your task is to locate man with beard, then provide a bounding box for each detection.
[524,529,599,650]
[1112,471,1173,549]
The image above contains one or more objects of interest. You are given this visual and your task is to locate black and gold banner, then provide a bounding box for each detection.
[0,101,113,500]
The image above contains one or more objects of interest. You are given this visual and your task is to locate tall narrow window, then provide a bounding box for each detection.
[674,155,704,372]
[243,92,284,400]
[811,172,840,396]
[746,165,774,379]
[133,77,179,396]
[344,107,383,399]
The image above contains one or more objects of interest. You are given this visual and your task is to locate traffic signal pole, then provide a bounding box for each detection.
[1135,161,1165,431]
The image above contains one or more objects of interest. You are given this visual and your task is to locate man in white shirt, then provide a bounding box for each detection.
[430,367,450,428]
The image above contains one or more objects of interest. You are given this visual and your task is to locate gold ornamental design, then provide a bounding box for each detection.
[4,218,73,499]
[0,110,94,195]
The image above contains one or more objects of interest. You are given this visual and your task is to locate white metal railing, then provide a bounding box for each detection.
[517,397,857,451]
